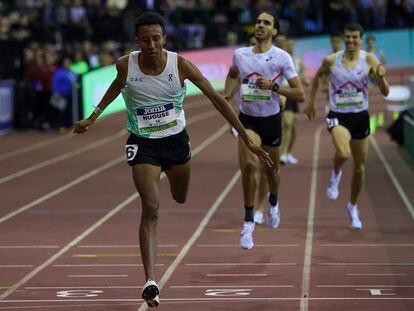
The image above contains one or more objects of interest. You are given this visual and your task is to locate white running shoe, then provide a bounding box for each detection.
[253,210,264,225]
[280,154,288,164]
[240,221,255,249]
[141,279,160,307]
[326,170,342,200]
[347,203,363,229]
[267,194,280,229]
[287,154,299,164]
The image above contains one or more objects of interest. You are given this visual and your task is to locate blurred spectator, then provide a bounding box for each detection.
[82,40,100,69]
[51,56,75,133]
[330,31,344,53]
[366,35,386,65]
[274,33,287,50]
[70,50,89,75]
[1,0,414,133]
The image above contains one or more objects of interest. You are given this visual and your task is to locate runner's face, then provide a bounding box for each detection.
[344,30,361,52]
[136,24,166,60]
[367,38,375,49]
[255,13,276,41]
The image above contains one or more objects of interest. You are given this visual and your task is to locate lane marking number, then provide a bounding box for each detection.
[56,290,103,298]
[355,288,396,296]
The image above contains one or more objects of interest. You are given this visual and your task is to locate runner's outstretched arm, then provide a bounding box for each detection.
[73,56,128,134]
[305,55,333,120]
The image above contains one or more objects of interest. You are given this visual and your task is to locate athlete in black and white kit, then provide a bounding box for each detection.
[225,12,304,249]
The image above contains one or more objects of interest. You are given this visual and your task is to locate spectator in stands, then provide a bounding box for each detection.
[70,50,89,75]
[52,56,75,133]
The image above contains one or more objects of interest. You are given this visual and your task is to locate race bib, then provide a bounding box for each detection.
[326,118,339,130]
[136,103,177,134]
[335,89,363,107]
[241,79,271,101]
[125,144,138,161]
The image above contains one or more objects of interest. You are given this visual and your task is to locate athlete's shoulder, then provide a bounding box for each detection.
[364,50,379,66]
[270,46,291,61]
[324,52,338,64]
[116,54,130,71]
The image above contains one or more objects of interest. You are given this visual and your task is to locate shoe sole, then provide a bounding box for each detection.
[142,283,159,301]
[240,243,253,250]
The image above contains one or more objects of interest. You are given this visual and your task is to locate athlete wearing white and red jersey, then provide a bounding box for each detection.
[225,11,305,249]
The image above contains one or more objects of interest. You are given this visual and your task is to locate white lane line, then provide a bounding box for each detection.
[346,273,407,276]
[53,264,164,267]
[0,246,60,249]
[185,263,297,266]
[0,303,138,310]
[319,263,414,266]
[25,286,142,289]
[0,156,124,225]
[77,244,179,248]
[0,130,126,185]
[0,265,33,268]
[137,169,240,311]
[0,110,217,225]
[170,285,293,288]
[300,125,323,311]
[197,244,299,247]
[320,243,414,247]
[207,274,267,277]
[68,274,128,278]
[370,135,414,219]
[0,133,74,161]
[0,122,229,301]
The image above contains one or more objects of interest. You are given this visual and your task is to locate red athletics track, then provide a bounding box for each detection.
[0,69,413,311]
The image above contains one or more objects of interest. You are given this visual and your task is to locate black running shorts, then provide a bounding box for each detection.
[125,130,191,170]
[284,99,299,113]
[239,112,282,147]
[326,110,370,139]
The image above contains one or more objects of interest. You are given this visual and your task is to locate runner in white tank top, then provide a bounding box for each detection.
[305,22,390,230]
[225,12,305,250]
[73,12,272,307]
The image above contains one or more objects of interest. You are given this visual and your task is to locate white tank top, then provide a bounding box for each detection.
[121,50,186,138]
[232,46,297,117]
[329,50,369,113]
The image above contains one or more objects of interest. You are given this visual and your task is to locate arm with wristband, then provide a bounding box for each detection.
[73,57,127,134]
